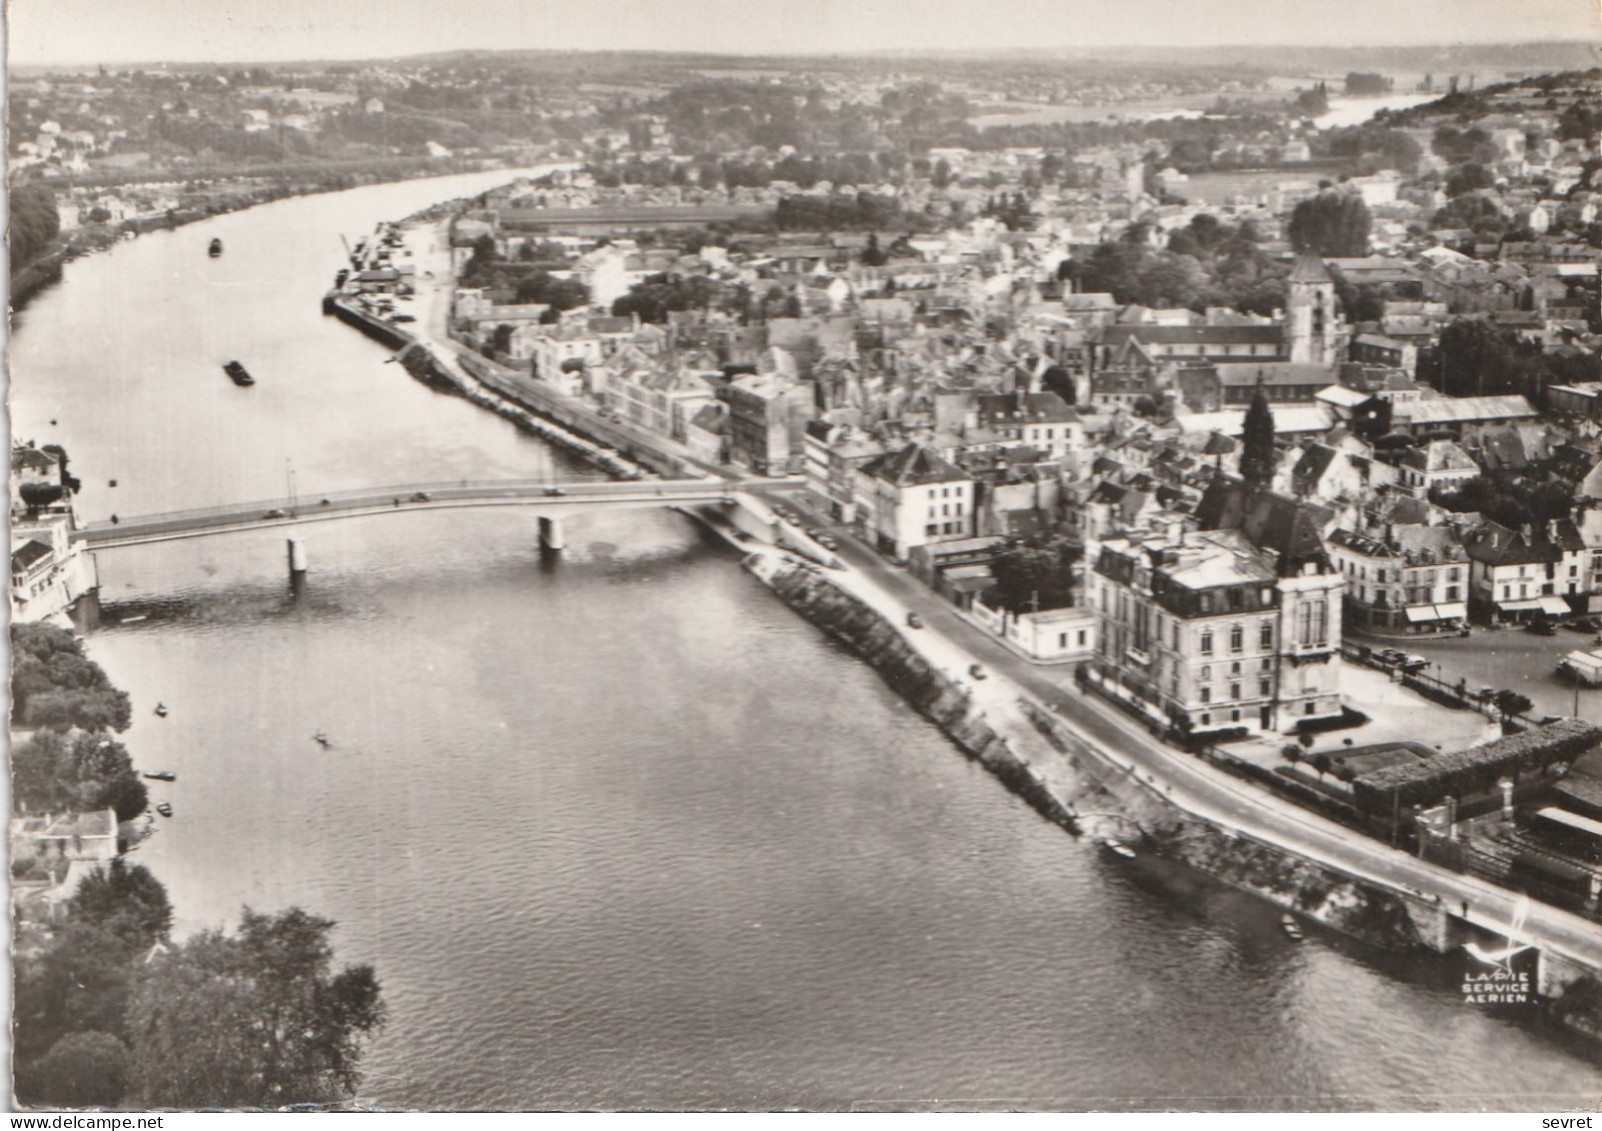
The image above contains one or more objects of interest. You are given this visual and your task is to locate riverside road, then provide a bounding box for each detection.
[764,492,1602,975]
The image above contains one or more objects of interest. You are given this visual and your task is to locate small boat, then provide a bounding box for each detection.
[143,770,177,782]
[155,802,173,818]
[209,238,223,257]
[224,361,255,387]
[154,702,169,718]
[109,478,118,487]
[1100,837,1138,860]
[121,614,147,624]
[313,730,332,748]
[1280,913,1304,941]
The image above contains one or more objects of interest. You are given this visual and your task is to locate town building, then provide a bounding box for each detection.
[853,443,974,559]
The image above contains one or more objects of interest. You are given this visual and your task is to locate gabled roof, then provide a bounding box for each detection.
[1195,477,1333,576]
[11,539,53,573]
[859,443,968,487]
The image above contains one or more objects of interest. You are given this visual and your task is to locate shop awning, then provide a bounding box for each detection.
[1434,602,1468,620]
[1539,596,1571,616]
[1501,598,1543,612]
[1404,605,1440,623]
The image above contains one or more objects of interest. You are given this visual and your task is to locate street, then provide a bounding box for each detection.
[764,491,1602,971]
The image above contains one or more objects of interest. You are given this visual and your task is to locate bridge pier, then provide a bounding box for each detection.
[538,515,566,552]
[287,538,308,577]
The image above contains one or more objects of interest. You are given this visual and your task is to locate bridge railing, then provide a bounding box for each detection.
[78,478,737,531]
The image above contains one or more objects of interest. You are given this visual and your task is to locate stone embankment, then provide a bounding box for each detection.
[749,555,1080,832]
[325,294,647,479]
[745,555,1602,1040]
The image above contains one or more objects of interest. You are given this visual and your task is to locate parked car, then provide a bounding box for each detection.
[1377,648,1407,666]
[391,313,416,323]
[544,487,567,497]
[1570,617,1602,633]
[969,663,987,680]
[410,491,431,502]
[263,508,287,519]
[907,612,923,629]
[818,535,838,551]
[1400,655,1429,673]
[1527,619,1557,636]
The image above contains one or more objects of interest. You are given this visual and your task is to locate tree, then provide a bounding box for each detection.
[1239,388,1277,488]
[1494,689,1534,718]
[987,540,1082,615]
[126,907,385,1108]
[14,922,142,1063]
[1311,752,1333,780]
[1288,191,1371,257]
[9,182,62,270]
[11,624,132,732]
[1041,364,1076,405]
[1437,318,1522,397]
[1446,162,1496,198]
[489,323,515,355]
[1282,742,1304,766]
[68,859,172,952]
[860,232,887,267]
[20,1032,131,1108]
[93,772,150,823]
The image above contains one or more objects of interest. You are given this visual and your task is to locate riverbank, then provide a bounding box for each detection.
[10,157,540,313]
[733,546,1602,1043]
[324,292,650,480]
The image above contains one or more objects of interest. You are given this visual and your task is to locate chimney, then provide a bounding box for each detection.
[1547,519,1561,541]
[1520,524,1534,542]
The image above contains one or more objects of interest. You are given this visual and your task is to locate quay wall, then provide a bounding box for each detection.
[324,294,646,479]
[747,557,1602,1040]
[746,555,1080,833]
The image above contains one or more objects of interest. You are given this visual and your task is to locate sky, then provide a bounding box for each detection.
[6,0,1600,66]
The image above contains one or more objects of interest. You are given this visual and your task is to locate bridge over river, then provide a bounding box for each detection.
[73,476,803,552]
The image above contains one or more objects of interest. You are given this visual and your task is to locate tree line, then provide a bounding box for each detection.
[9,183,62,273]
[11,624,385,1109]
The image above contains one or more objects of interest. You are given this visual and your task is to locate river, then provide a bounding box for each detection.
[11,170,1601,1111]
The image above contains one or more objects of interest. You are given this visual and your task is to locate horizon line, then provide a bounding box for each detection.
[12,37,1600,72]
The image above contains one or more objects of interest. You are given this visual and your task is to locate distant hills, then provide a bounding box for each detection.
[12,40,1599,79]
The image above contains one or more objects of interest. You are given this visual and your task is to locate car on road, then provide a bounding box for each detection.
[1400,654,1429,673]
[410,491,431,502]
[907,613,923,629]
[544,487,567,496]
[391,313,416,323]
[969,663,987,680]
[818,535,838,551]
[1526,618,1558,636]
[1570,617,1602,633]
[263,508,287,519]
[318,498,331,506]
[1375,648,1407,666]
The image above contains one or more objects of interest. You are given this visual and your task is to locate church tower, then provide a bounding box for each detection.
[1285,252,1340,365]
